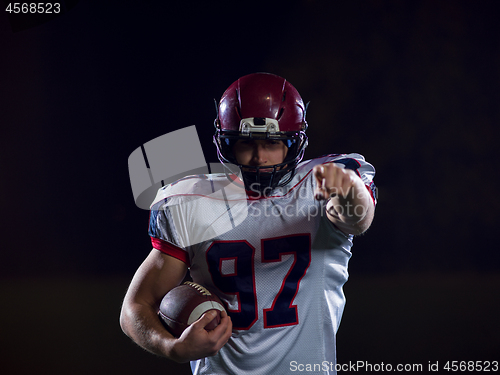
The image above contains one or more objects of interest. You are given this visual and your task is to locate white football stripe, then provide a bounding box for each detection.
[187,301,226,325]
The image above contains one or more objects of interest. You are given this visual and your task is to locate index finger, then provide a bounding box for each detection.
[313,165,327,200]
[313,165,325,182]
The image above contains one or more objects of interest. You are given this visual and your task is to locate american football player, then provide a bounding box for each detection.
[120,73,376,374]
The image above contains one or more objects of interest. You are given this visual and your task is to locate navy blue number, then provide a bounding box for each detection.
[206,234,311,330]
[206,241,257,330]
[262,234,311,328]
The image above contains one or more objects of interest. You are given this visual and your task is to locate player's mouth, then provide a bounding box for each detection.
[241,166,274,173]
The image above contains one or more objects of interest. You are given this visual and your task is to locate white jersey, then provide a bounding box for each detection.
[149,154,376,375]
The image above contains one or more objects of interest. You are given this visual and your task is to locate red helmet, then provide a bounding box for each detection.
[214,73,308,194]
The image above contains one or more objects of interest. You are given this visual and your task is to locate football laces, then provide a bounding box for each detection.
[184,281,212,296]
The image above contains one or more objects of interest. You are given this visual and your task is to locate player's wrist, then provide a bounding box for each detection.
[157,330,195,363]
[168,340,191,363]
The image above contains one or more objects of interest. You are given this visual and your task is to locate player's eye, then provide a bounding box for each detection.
[266,140,282,146]
[237,140,255,149]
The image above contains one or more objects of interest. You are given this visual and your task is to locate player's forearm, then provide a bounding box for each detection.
[120,301,179,360]
[120,300,232,363]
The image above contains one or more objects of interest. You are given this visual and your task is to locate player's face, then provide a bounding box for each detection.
[232,139,288,170]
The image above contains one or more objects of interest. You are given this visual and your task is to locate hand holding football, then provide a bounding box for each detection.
[158,281,226,338]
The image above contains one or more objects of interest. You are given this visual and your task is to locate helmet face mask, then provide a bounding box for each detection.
[214,73,309,195]
[215,130,308,194]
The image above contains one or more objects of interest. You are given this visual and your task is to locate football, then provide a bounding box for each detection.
[158,281,226,338]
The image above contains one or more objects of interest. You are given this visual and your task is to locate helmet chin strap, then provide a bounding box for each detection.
[242,167,276,195]
[240,163,296,196]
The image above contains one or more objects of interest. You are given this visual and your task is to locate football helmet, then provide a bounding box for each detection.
[214,73,308,194]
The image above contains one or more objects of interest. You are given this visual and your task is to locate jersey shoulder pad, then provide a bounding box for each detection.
[150,173,246,208]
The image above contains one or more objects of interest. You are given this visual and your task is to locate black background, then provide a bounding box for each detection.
[1,1,499,374]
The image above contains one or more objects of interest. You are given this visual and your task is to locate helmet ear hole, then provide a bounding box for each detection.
[277,107,284,120]
[234,105,242,121]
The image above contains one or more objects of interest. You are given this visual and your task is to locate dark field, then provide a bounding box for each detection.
[1,273,498,374]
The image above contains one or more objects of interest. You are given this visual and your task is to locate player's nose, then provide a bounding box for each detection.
[250,143,267,165]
